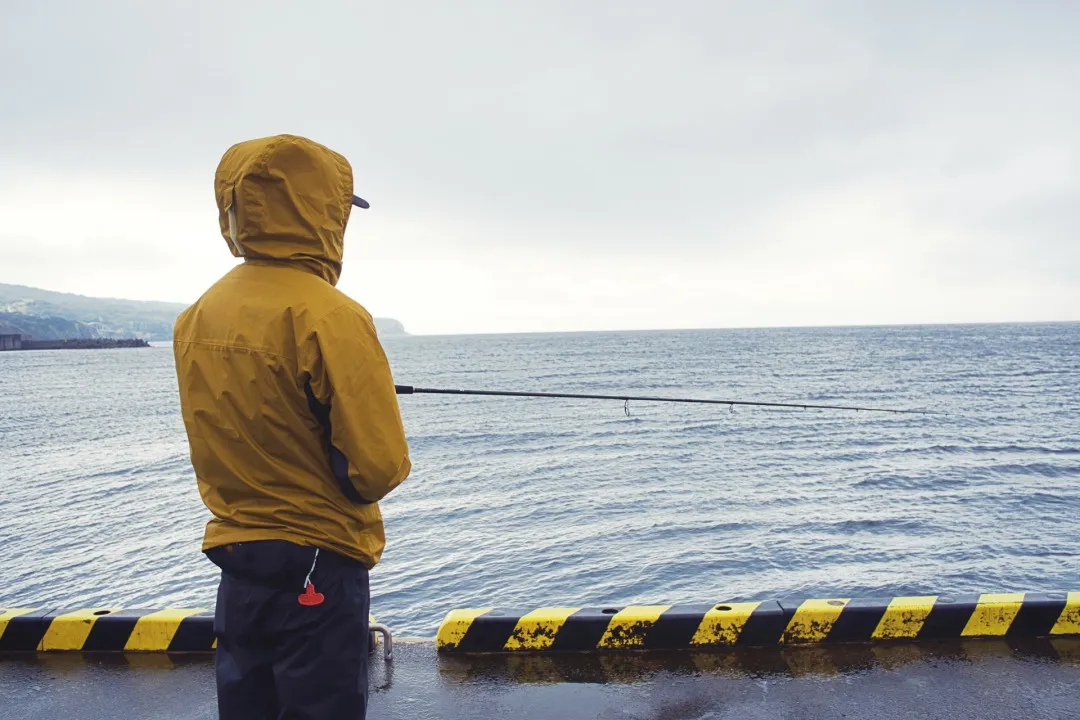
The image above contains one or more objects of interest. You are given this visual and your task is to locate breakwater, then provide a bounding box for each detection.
[0,335,149,351]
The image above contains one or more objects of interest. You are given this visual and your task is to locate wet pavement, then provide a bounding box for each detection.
[2,638,1079,719]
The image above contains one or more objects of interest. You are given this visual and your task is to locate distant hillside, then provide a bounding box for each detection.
[0,283,408,341]
[0,312,102,340]
[0,284,183,340]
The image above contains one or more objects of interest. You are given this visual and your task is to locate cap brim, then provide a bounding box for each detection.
[352,195,370,209]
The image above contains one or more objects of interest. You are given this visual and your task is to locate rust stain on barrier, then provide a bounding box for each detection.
[782,599,850,644]
[598,606,671,649]
[691,602,761,646]
[873,597,937,639]
[505,608,580,651]
[602,620,650,647]
[1052,593,1080,635]
[436,608,493,650]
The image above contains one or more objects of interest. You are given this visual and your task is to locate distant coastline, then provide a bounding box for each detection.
[0,283,408,341]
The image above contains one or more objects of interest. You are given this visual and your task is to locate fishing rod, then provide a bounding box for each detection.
[394,385,942,415]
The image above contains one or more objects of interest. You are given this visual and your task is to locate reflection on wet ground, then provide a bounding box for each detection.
[4,638,1080,719]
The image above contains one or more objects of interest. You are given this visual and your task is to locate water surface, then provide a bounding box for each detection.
[1,323,1077,635]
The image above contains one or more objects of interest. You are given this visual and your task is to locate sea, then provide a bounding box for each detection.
[1,323,1078,636]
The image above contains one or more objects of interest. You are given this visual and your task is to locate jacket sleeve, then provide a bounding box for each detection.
[305,303,411,503]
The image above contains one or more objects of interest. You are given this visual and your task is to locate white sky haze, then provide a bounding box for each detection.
[1,1,1077,334]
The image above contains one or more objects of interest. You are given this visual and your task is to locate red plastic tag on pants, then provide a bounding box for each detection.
[298,583,325,606]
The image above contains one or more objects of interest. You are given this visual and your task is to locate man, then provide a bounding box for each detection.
[173,134,411,720]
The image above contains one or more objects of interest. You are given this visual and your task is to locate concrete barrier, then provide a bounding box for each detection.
[0,608,215,652]
[6,593,1078,654]
[436,592,1080,653]
[0,608,385,654]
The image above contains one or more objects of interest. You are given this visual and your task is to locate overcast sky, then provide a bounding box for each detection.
[1,1,1076,334]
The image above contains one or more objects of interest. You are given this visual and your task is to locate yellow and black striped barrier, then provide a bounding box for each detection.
[0,608,215,652]
[436,592,1080,653]
[7,593,1079,654]
[0,608,385,654]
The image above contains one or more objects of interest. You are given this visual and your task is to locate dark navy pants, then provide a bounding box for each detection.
[206,541,370,720]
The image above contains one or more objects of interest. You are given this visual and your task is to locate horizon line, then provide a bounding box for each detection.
[394,318,1080,339]
[4,281,1077,338]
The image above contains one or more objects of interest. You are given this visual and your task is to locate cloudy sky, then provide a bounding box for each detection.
[1,1,1076,334]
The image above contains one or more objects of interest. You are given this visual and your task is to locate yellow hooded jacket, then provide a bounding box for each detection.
[173,134,410,568]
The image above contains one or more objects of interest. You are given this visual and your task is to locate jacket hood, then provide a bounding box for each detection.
[214,135,354,285]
